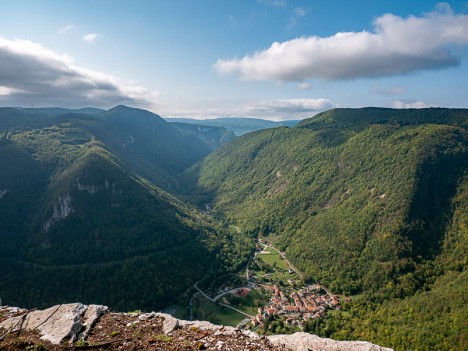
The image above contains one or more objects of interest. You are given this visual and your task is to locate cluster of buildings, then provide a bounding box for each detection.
[250,284,342,328]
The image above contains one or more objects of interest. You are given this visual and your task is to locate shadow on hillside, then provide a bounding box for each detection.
[403,135,467,260]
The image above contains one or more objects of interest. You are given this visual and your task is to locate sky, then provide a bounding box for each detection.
[0,0,468,120]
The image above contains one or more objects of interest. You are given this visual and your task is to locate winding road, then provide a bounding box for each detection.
[193,282,253,318]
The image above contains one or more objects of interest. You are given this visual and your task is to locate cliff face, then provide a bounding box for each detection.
[0,304,393,351]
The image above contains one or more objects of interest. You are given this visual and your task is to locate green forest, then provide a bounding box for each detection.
[0,106,249,311]
[186,108,468,351]
[0,106,466,350]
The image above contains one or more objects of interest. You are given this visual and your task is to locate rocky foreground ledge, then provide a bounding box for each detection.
[0,304,393,351]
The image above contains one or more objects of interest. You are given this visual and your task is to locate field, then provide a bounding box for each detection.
[257,247,289,270]
[224,289,268,315]
[254,247,300,285]
[192,295,245,326]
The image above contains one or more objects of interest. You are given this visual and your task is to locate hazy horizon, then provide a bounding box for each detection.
[1,0,467,120]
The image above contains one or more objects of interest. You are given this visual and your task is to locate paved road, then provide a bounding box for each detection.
[213,288,241,302]
[194,282,215,302]
[320,285,334,297]
[193,282,253,318]
[217,303,252,318]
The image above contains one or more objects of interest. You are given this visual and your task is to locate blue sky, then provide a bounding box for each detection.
[0,0,467,120]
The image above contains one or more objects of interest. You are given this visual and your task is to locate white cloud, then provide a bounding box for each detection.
[287,6,309,28]
[246,98,332,115]
[298,82,312,90]
[161,98,333,121]
[58,25,76,35]
[0,86,24,96]
[215,4,468,81]
[294,7,308,17]
[0,37,159,108]
[392,100,436,109]
[82,33,101,44]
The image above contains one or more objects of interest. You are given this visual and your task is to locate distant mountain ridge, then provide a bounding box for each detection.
[166,117,300,135]
[19,107,105,116]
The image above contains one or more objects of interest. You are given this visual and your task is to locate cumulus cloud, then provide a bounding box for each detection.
[0,38,159,108]
[161,98,333,121]
[82,33,101,44]
[246,98,331,114]
[392,100,436,108]
[215,4,468,81]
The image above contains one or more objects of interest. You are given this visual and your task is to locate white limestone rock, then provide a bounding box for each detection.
[43,193,73,232]
[0,304,393,351]
[0,303,108,345]
[268,332,393,351]
[155,312,179,334]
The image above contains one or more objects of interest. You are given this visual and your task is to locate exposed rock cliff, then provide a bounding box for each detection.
[0,304,393,351]
[43,193,73,232]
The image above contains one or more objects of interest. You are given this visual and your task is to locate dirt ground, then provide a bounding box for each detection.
[0,308,288,351]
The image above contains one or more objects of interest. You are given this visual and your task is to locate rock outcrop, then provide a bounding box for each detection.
[0,304,393,351]
[43,193,73,232]
[269,333,393,351]
[0,303,108,345]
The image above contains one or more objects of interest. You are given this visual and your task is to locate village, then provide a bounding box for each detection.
[165,237,347,333]
[248,283,341,329]
[239,239,344,331]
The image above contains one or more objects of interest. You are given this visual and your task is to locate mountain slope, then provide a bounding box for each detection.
[82,106,218,190]
[1,106,466,350]
[307,174,467,351]
[1,106,226,190]
[0,108,250,311]
[184,107,468,351]
[188,108,467,293]
[171,122,235,150]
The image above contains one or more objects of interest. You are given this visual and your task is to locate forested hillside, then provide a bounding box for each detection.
[1,106,466,350]
[0,107,250,311]
[171,122,235,151]
[185,108,468,351]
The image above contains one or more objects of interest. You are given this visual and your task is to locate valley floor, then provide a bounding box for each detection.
[165,238,345,335]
